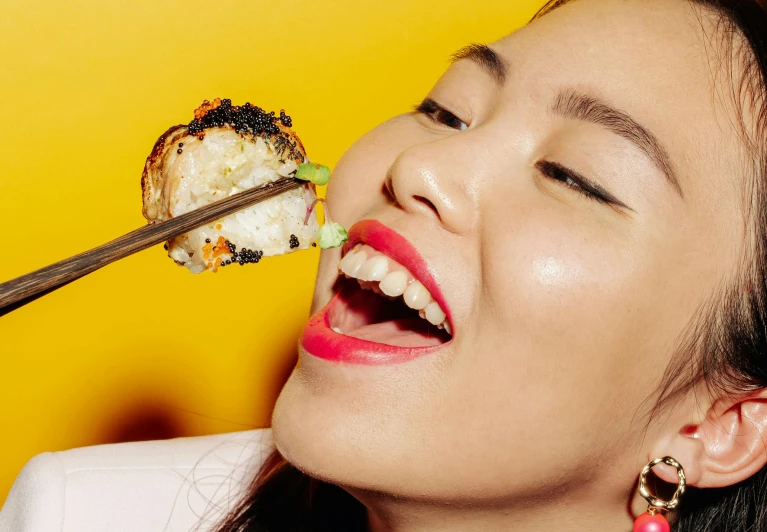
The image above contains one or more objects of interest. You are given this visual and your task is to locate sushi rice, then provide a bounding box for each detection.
[142,121,319,274]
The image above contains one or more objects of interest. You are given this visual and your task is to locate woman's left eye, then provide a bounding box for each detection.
[535,160,611,205]
[415,98,468,131]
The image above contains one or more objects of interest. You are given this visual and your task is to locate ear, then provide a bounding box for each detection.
[649,389,767,489]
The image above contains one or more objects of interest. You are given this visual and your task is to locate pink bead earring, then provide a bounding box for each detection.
[633,456,686,532]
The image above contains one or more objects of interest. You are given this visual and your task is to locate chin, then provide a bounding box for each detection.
[271,343,454,497]
[271,347,417,489]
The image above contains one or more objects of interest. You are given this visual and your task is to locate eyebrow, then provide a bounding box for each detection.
[553,90,683,197]
[451,43,508,85]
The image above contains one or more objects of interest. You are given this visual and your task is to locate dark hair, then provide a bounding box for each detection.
[214,1,767,530]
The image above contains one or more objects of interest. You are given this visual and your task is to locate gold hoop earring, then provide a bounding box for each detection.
[633,456,686,532]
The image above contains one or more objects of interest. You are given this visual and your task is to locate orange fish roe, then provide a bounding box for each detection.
[216,223,222,230]
[201,242,213,261]
[211,236,229,258]
[210,256,223,273]
[194,98,223,120]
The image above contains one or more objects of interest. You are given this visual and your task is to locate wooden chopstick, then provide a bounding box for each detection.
[0,177,304,317]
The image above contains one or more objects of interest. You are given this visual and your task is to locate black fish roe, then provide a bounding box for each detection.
[177,149,183,154]
[280,110,292,127]
[188,98,290,139]
[235,248,263,265]
[289,234,300,249]
[205,238,211,243]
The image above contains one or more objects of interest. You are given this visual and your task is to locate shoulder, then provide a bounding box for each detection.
[0,429,274,532]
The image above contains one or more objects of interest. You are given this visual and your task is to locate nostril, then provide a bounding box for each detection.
[413,195,440,219]
[382,182,397,205]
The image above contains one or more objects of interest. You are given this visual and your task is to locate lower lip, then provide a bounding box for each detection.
[300,292,446,366]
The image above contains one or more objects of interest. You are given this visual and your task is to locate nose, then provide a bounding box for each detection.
[384,142,476,235]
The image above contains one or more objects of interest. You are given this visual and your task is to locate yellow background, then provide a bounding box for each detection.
[0,0,543,503]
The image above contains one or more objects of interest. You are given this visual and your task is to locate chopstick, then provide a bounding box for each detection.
[0,177,304,317]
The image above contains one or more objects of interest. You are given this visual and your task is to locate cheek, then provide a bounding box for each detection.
[488,224,629,327]
[530,255,584,287]
[480,216,652,388]
[521,247,616,324]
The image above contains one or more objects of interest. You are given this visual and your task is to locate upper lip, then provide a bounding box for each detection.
[342,219,453,328]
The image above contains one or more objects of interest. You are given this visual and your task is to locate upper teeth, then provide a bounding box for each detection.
[338,244,452,335]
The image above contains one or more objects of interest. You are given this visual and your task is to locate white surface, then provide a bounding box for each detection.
[0,429,274,532]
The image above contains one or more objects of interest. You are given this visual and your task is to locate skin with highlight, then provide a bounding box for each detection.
[271,1,767,530]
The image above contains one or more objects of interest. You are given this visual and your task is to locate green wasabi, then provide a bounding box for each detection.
[318,222,349,250]
[296,163,331,186]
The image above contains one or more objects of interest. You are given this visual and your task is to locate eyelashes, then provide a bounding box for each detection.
[415,98,468,131]
[535,161,608,204]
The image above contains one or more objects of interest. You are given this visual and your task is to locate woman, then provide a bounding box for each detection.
[220,0,767,530]
[3,0,767,530]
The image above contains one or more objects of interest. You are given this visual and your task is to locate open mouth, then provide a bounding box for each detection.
[332,243,452,346]
[300,220,453,365]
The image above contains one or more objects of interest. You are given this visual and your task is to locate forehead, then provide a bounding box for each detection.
[484,0,746,212]
[502,0,709,91]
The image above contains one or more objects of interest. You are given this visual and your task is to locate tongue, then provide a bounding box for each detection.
[345,318,448,347]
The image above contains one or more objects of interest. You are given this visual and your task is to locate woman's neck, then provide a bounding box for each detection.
[356,487,639,532]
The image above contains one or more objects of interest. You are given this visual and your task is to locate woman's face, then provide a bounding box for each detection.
[274,0,747,510]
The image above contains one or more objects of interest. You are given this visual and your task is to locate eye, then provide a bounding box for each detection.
[415,98,468,131]
[535,160,610,204]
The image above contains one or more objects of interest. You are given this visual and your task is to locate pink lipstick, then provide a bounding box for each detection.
[300,219,452,365]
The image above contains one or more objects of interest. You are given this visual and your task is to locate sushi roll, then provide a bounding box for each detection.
[141,98,320,273]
